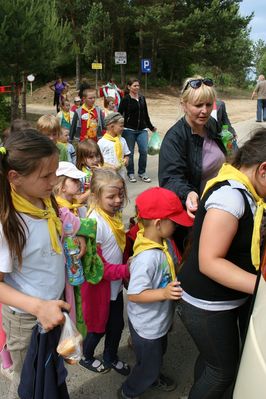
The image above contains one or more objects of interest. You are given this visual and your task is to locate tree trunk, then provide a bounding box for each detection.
[152,33,159,78]
[21,72,27,120]
[138,28,144,81]
[75,52,80,90]
[10,80,20,121]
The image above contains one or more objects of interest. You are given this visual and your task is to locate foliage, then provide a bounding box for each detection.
[0,96,10,134]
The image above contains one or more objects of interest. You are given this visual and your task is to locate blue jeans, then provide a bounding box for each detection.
[122,128,148,176]
[122,319,167,397]
[176,299,250,399]
[256,99,266,121]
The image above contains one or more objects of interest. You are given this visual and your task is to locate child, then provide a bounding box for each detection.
[70,88,104,142]
[98,112,130,180]
[58,128,76,164]
[75,139,104,204]
[80,168,130,375]
[0,129,71,398]
[103,96,116,117]
[71,96,81,113]
[54,161,87,218]
[37,114,68,161]
[56,99,74,131]
[119,187,193,399]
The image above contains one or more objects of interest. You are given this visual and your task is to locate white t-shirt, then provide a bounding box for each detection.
[127,249,175,339]
[97,136,130,180]
[88,210,123,300]
[0,214,65,313]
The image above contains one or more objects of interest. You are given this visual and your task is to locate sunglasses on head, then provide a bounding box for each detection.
[182,78,214,93]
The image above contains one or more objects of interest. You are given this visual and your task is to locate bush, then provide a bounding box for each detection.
[0,95,11,135]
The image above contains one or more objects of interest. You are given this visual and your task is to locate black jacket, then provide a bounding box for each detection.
[158,116,226,205]
[118,94,154,131]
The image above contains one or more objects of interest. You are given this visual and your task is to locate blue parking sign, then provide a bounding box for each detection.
[141,59,152,73]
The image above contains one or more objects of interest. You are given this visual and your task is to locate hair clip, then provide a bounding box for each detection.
[0,146,6,155]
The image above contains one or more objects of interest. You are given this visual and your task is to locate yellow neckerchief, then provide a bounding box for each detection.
[104,133,123,163]
[11,190,62,254]
[89,206,126,252]
[82,103,95,130]
[203,163,266,270]
[62,111,70,123]
[133,228,176,281]
[55,195,82,216]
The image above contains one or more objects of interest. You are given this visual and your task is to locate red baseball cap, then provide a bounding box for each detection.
[136,187,194,227]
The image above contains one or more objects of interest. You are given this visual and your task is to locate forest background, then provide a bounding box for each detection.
[1,0,266,127]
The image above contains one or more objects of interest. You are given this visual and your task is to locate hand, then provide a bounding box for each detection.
[152,127,157,132]
[123,157,129,167]
[163,281,183,300]
[186,191,199,219]
[36,299,70,331]
[76,236,86,259]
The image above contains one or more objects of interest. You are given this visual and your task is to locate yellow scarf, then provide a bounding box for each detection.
[82,104,95,131]
[55,196,83,216]
[133,228,176,281]
[91,207,126,252]
[203,163,266,270]
[11,190,62,254]
[104,133,123,163]
[62,111,70,123]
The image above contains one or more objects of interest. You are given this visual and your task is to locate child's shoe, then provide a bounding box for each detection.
[79,357,110,374]
[110,359,131,376]
[0,363,14,381]
[150,373,177,392]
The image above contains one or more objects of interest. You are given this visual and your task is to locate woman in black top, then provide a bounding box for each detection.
[118,78,156,183]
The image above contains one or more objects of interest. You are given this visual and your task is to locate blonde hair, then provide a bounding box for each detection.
[53,175,68,196]
[76,139,103,170]
[89,168,128,208]
[37,114,61,136]
[180,75,216,105]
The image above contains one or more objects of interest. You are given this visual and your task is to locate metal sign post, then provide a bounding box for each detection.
[141,59,152,95]
[91,63,102,97]
[27,74,35,96]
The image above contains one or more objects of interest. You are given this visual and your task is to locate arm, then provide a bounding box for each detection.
[142,96,155,131]
[199,208,256,294]
[49,83,55,91]
[97,246,129,281]
[158,125,198,204]
[0,273,70,330]
[128,281,182,303]
[218,101,236,137]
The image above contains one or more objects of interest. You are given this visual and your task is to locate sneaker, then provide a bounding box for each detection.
[117,387,139,399]
[151,373,177,392]
[128,174,137,183]
[138,174,151,183]
[0,364,14,381]
[79,358,111,374]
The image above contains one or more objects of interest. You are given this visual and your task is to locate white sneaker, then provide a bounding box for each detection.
[0,363,14,380]
[139,174,151,183]
[128,174,137,183]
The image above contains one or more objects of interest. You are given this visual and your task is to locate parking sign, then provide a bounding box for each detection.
[141,59,152,73]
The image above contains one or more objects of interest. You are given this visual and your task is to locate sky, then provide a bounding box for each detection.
[240,0,266,42]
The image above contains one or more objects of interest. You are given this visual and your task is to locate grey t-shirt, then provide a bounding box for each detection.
[127,248,175,339]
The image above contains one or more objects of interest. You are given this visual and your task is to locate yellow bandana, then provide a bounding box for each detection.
[104,133,123,163]
[11,190,62,254]
[62,111,70,123]
[133,228,176,281]
[55,196,83,216]
[92,207,126,252]
[203,163,266,270]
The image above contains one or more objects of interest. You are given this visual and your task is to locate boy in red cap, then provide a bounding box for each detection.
[118,187,193,399]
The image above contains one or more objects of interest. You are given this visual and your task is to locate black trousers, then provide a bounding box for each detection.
[83,291,124,364]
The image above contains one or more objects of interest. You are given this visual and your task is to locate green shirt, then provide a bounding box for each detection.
[56,142,68,161]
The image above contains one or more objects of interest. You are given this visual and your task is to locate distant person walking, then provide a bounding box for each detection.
[251,74,266,122]
[118,78,156,183]
[49,76,69,113]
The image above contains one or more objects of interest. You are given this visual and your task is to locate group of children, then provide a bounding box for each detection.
[0,105,193,399]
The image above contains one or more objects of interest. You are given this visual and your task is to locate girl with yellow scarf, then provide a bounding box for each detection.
[177,129,266,399]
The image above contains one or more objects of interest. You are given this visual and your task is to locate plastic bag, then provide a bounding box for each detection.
[147,131,161,155]
[56,312,83,365]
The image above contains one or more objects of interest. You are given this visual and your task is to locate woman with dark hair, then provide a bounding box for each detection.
[177,129,266,399]
[118,78,156,183]
[49,76,69,113]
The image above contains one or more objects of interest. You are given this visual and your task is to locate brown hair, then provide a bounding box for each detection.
[53,175,68,196]
[0,129,59,264]
[232,128,266,169]
[104,96,115,109]
[76,139,103,170]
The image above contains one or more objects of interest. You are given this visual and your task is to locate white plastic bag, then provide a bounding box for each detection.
[56,312,83,365]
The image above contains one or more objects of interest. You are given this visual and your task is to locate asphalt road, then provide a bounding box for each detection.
[0,118,265,398]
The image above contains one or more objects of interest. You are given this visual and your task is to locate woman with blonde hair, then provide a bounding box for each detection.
[159,76,226,220]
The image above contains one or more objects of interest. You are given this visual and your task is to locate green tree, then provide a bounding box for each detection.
[0,0,71,119]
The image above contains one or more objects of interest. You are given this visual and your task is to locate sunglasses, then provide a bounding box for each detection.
[182,78,214,93]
